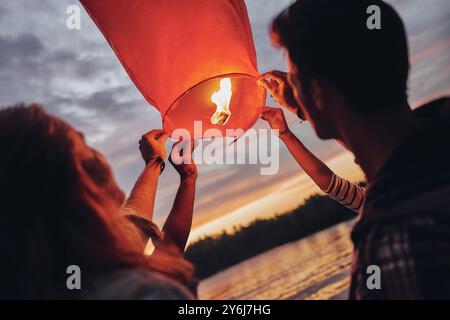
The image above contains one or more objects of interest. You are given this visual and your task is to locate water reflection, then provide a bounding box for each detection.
[199,221,355,300]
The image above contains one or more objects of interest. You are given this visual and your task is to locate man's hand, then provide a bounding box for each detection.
[260,106,291,137]
[169,139,198,180]
[258,70,300,116]
[139,129,168,163]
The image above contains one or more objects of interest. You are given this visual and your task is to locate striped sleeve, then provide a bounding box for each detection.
[323,173,366,214]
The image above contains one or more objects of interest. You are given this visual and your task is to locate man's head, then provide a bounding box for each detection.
[271,0,410,140]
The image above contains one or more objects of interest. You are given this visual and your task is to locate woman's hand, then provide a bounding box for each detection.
[258,70,299,115]
[139,129,168,163]
[169,140,198,180]
[260,106,291,138]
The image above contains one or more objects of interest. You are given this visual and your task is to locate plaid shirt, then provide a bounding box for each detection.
[349,104,450,299]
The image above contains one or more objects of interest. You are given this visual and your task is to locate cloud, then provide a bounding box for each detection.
[0,4,8,19]
[0,33,45,68]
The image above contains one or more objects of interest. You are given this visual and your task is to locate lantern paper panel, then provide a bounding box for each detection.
[81,0,265,138]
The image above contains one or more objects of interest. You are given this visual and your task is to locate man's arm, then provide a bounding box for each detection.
[258,70,333,190]
[280,130,333,190]
[261,107,333,190]
[260,107,364,213]
[259,70,365,213]
[280,131,366,213]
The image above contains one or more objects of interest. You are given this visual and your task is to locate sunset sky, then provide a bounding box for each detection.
[1,0,449,242]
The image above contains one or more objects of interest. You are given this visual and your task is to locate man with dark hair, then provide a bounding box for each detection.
[260,0,450,299]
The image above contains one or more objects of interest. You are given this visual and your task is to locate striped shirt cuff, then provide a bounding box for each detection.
[324,173,366,214]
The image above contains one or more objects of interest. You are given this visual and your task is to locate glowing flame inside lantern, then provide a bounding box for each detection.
[210,78,232,125]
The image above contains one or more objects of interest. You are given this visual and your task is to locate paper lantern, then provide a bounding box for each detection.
[81,0,266,139]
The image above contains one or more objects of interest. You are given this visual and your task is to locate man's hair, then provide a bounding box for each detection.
[271,0,409,113]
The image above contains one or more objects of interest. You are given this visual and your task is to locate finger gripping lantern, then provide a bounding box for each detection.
[81,0,266,139]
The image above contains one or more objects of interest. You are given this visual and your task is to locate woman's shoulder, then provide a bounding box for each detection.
[83,268,194,300]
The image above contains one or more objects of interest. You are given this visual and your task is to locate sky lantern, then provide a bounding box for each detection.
[81,0,266,139]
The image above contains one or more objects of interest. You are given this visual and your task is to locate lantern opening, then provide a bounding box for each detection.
[162,74,266,140]
[211,78,232,125]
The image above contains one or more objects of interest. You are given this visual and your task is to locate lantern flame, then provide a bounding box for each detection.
[211,78,232,125]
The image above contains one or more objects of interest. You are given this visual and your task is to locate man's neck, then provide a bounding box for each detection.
[339,103,419,183]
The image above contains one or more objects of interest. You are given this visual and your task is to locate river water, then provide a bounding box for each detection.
[198,221,355,300]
